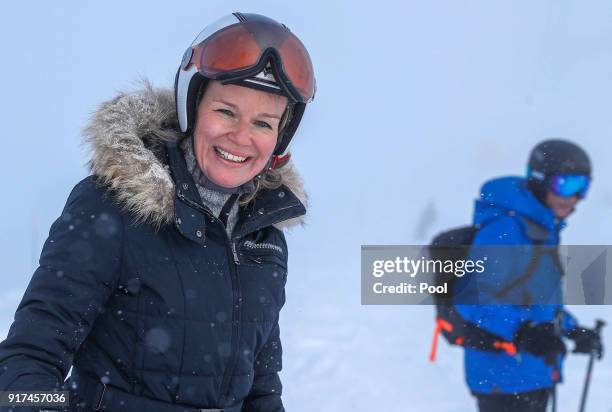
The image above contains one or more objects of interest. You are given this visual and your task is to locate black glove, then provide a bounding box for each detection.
[567,326,604,359]
[515,321,566,365]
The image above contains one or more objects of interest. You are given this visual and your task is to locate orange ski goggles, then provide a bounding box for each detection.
[182,13,315,104]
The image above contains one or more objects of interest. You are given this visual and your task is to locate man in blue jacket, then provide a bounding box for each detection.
[455,139,603,411]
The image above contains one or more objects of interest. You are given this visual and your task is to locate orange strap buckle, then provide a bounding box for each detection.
[429,317,456,362]
[493,340,517,356]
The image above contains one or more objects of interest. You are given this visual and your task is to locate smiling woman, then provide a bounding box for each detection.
[193,81,288,189]
[0,12,315,412]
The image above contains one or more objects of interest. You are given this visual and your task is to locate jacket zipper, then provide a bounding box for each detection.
[231,242,240,264]
[242,240,284,255]
[218,239,241,405]
[177,190,241,405]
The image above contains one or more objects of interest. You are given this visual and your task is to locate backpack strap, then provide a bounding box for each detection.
[429,307,518,361]
[494,217,563,301]
[494,243,546,299]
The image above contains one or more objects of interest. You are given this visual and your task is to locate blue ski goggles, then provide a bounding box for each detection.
[549,174,590,198]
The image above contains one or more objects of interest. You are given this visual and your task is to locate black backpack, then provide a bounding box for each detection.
[427,220,561,361]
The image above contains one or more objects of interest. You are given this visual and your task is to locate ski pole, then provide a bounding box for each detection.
[550,311,561,412]
[578,319,606,412]
[550,311,563,412]
[551,384,556,412]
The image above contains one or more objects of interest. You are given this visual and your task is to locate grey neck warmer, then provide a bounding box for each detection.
[181,137,255,235]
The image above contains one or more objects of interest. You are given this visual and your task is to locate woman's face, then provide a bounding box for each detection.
[546,190,579,219]
[193,81,288,188]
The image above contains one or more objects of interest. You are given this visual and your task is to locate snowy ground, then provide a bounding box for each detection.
[2,220,611,412]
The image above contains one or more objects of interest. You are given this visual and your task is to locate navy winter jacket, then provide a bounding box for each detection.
[0,87,306,411]
[455,177,577,395]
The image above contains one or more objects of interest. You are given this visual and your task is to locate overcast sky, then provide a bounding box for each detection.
[3,1,612,283]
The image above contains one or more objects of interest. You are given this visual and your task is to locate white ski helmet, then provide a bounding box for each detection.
[174,12,316,155]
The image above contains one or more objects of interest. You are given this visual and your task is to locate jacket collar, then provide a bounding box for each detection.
[475,176,562,233]
[83,82,307,231]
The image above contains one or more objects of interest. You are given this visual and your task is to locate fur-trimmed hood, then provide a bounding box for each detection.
[83,83,307,229]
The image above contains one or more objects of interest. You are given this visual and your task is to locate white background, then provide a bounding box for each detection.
[1,1,611,410]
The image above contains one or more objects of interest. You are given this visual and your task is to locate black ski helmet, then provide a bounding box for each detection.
[526,139,592,201]
[174,12,316,156]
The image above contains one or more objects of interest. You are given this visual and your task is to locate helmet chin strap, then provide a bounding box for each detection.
[253,153,291,184]
[270,153,291,170]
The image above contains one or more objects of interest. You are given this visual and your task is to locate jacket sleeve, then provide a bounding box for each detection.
[455,216,534,341]
[241,317,284,412]
[0,177,123,395]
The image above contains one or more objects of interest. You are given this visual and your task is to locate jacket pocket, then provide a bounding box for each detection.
[237,239,288,323]
[239,240,287,272]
